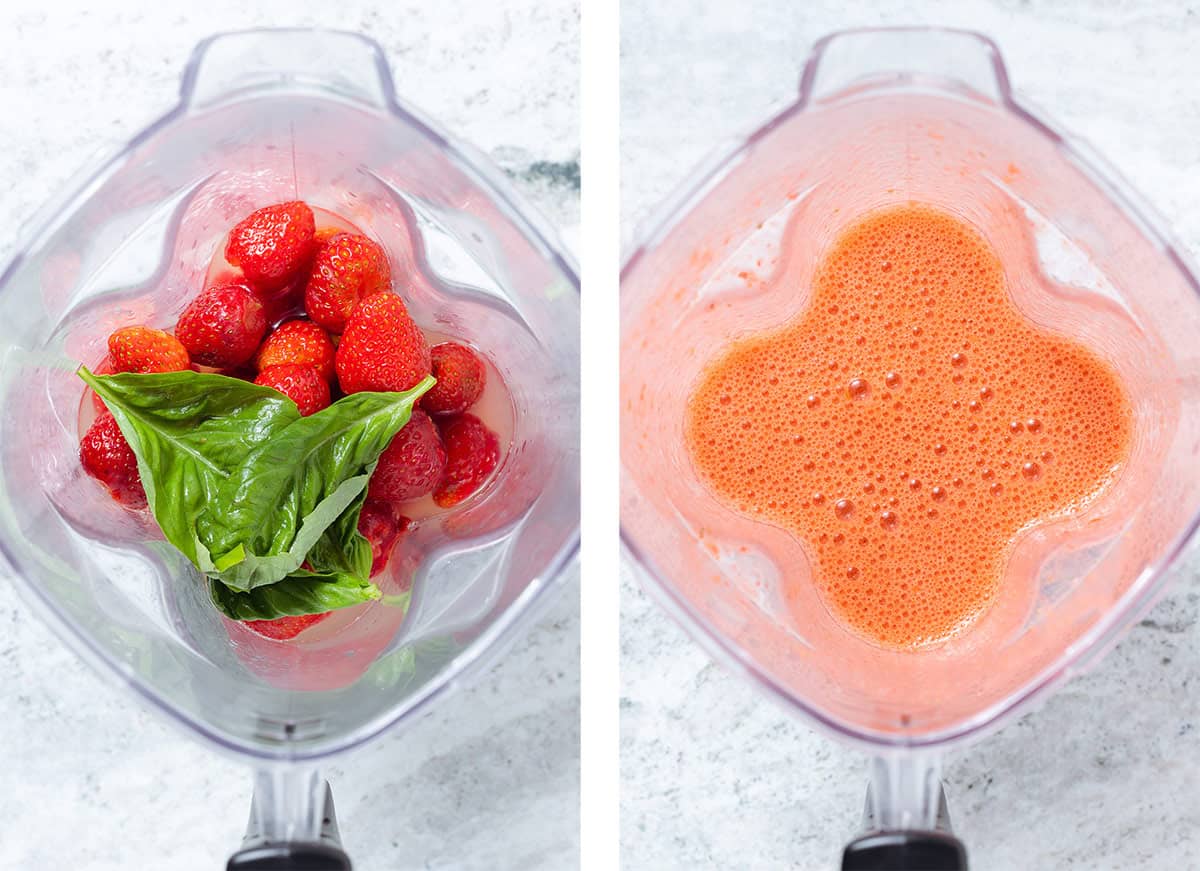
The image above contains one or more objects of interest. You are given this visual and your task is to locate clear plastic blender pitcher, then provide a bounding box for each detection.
[620,27,1200,869]
[0,29,579,868]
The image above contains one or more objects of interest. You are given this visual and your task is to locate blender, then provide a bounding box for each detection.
[0,29,579,868]
[620,28,1200,869]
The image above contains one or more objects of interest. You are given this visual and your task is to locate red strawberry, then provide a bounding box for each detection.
[175,283,267,369]
[225,201,316,293]
[304,233,392,333]
[433,413,501,508]
[79,410,146,508]
[421,342,486,416]
[242,611,331,641]
[357,499,412,577]
[335,293,431,394]
[255,319,335,382]
[367,409,447,503]
[108,326,190,374]
[254,364,330,416]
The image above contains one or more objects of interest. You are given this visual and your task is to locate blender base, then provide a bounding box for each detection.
[841,831,968,871]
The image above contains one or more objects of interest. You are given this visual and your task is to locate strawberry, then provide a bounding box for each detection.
[242,611,331,641]
[367,409,447,503]
[108,326,190,374]
[79,410,146,508]
[175,283,267,369]
[335,292,431,394]
[433,413,501,508]
[421,342,486,416]
[357,499,412,577]
[254,364,330,416]
[304,233,392,333]
[255,319,335,382]
[225,201,316,293]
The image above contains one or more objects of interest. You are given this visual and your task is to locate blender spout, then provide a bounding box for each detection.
[227,768,351,871]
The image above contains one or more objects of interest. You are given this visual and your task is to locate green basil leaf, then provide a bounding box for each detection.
[210,570,381,621]
[197,376,435,590]
[206,472,371,591]
[306,483,374,581]
[78,368,301,565]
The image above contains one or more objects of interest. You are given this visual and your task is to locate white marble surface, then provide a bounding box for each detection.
[0,2,579,870]
[622,2,1200,869]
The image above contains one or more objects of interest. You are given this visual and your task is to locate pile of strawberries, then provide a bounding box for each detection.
[80,201,502,638]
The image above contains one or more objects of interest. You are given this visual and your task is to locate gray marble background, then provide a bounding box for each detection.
[0,2,579,870]
[621,1,1200,869]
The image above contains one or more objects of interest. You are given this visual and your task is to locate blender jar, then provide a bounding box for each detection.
[621,27,1200,868]
[0,29,579,868]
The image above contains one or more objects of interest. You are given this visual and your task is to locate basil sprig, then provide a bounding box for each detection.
[79,367,434,619]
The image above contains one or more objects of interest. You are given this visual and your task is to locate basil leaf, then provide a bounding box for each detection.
[198,376,435,590]
[205,472,371,591]
[306,483,374,581]
[210,570,381,621]
[78,368,301,565]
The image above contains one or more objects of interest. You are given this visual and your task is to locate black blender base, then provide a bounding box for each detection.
[227,781,351,871]
[226,843,351,871]
[842,831,968,871]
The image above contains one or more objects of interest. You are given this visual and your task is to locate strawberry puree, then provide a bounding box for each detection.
[685,204,1133,648]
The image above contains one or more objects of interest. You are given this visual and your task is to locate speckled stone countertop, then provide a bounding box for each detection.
[622,1,1200,868]
[0,2,579,870]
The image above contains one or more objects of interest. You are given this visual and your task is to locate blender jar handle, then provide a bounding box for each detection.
[840,753,968,871]
[180,28,397,111]
[227,768,352,871]
[799,27,1012,108]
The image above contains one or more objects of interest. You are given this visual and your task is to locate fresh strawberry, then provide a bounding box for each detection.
[79,410,146,508]
[225,201,316,293]
[254,364,330,416]
[107,326,190,374]
[421,342,486,416]
[367,409,447,503]
[242,611,331,641]
[357,499,412,577]
[304,233,392,333]
[255,319,335,382]
[433,413,501,508]
[175,283,267,369]
[335,292,431,394]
